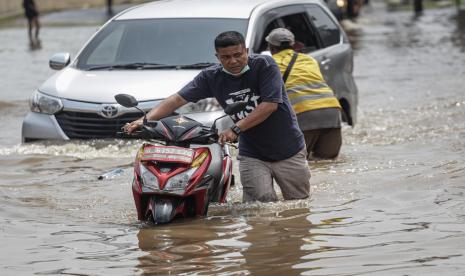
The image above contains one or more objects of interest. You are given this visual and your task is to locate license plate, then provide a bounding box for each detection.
[142,146,194,164]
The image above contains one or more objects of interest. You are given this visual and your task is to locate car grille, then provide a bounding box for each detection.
[55,111,141,139]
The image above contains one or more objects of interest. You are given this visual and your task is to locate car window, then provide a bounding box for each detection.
[280,13,319,53]
[306,5,341,47]
[255,11,319,54]
[77,18,248,69]
[256,21,281,54]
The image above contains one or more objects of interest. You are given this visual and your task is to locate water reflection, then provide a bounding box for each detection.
[136,207,314,275]
[136,219,245,275]
[240,208,313,275]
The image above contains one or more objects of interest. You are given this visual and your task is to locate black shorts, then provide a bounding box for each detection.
[25,9,38,19]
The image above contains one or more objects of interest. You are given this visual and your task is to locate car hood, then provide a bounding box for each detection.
[39,67,201,103]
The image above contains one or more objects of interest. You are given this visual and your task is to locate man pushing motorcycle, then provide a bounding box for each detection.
[124,31,311,203]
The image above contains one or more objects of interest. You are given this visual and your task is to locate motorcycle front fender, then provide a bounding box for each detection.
[147,196,180,224]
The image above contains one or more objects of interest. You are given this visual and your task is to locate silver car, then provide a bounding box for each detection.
[22,0,358,141]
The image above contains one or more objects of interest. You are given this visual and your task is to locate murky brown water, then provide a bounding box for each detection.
[1,3,465,275]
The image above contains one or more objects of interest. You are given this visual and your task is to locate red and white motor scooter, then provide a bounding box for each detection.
[115,94,245,224]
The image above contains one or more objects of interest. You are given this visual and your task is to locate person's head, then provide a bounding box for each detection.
[214,31,249,75]
[265,28,295,54]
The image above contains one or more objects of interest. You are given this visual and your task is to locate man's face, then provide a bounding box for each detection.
[215,44,248,75]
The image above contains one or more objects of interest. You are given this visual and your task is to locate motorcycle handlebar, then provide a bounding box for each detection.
[117,118,233,144]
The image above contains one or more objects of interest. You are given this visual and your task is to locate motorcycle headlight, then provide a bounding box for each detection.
[30,91,63,114]
[140,164,160,190]
[164,168,196,194]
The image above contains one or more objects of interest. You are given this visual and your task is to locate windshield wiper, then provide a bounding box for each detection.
[86,62,177,71]
[86,62,218,71]
[176,62,218,69]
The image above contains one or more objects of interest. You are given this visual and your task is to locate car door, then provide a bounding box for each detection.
[305,4,358,125]
[305,4,352,99]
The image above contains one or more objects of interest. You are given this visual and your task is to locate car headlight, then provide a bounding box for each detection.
[30,90,64,114]
[140,164,160,190]
[164,168,196,194]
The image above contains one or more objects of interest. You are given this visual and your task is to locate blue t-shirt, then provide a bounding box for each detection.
[179,54,304,162]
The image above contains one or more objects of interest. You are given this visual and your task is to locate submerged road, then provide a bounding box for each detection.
[0,2,465,275]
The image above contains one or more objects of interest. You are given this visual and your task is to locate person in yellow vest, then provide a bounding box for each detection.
[266,28,342,159]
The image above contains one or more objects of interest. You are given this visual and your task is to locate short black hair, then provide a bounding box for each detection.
[214,31,245,50]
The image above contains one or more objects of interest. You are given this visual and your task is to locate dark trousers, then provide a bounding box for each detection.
[107,0,113,15]
[414,0,423,14]
[303,128,342,159]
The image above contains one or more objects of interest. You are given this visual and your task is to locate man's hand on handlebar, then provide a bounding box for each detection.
[219,128,238,145]
[123,119,143,134]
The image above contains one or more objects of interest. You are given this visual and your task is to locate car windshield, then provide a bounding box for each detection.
[76,18,249,70]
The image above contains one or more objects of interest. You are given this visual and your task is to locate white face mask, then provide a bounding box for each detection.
[222,65,250,76]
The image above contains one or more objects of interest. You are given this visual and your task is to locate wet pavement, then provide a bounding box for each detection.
[1,2,465,275]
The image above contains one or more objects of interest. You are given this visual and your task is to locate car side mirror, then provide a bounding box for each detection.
[49,53,71,70]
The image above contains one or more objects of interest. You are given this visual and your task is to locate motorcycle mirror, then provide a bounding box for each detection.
[224,101,248,115]
[115,94,139,108]
[115,93,147,124]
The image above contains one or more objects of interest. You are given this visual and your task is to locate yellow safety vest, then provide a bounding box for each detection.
[272,49,341,114]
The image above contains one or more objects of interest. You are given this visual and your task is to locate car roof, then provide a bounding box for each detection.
[116,0,323,20]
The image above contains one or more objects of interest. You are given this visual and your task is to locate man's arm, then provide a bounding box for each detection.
[124,93,187,133]
[236,102,277,132]
[219,101,278,144]
[146,93,187,120]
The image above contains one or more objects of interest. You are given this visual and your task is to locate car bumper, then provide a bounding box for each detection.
[22,112,69,142]
[21,109,230,142]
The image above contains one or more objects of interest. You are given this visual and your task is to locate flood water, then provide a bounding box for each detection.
[1,2,465,275]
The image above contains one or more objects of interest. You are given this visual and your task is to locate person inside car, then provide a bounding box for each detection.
[266,28,343,160]
[124,31,311,203]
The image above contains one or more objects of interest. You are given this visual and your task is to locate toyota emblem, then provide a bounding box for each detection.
[101,105,119,118]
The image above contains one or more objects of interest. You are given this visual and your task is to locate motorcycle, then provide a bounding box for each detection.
[115,94,246,224]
